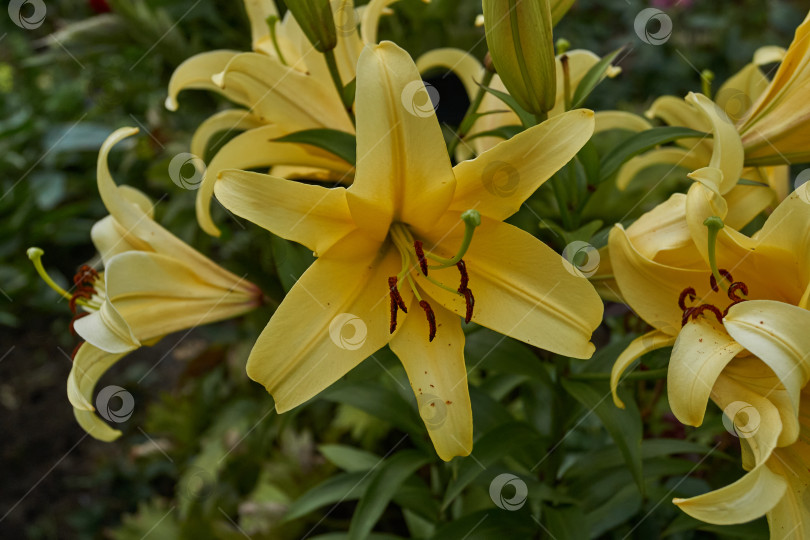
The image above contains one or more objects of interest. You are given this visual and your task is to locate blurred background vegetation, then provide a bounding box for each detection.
[1,0,806,538]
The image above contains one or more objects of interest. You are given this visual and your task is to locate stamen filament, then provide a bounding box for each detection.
[27,247,88,305]
[427,210,481,269]
[703,216,730,292]
[265,15,288,66]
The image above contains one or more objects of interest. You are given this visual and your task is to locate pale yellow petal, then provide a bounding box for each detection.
[450,109,594,221]
[347,42,456,239]
[189,109,265,159]
[390,301,472,461]
[766,443,810,539]
[215,169,356,256]
[67,343,128,442]
[415,48,484,101]
[243,0,279,54]
[418,218,603,359]
[246,233,404,412]
[165,50,242,111]
[616,147,706,191]
[195,124,354,237]
[611,330,676,408]
[668,319,743,426]
[74,299,140,354]
[593,111,653,135]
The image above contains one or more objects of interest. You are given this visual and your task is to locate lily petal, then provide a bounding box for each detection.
[165,51,242,111]
[390,300,472,461]
[347,42,456,239]
[668,319,742,426]
[766,443,810,539]
[189,109,265,159]
[616,147,707,191]
[416,47,483,101]
[611,330,676,408]
[196,124,354,237]
[419,218,603,359]
[215,169,356,256]
[246,233,404,413]
[67,343,128,442]
[244,0,280,54]
[753,183,810,284]
[724,300,810,414]
[593,111,653,135]
[450,109,594,221]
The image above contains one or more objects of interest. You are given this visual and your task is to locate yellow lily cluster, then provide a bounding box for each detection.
[606,10,810,536]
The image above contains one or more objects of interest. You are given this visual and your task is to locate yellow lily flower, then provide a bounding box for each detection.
[29,127,261,442]
[616,45,792,198]
[608,170,810,535]
[214,42,603,461]
[737,11,810,165]
[166,0,409,237]
[416,47,623,158]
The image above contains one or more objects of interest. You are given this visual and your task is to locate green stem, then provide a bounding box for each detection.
[324,49,354,123]
[561,54,572,111]
[551,173,573,230]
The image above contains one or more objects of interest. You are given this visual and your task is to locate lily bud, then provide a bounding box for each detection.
[483,0,557,117]
[284,0,337,53]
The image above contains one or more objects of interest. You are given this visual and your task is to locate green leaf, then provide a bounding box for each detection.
[271,236,315,293]
[321,381,425,437]
[543,504,589,540]
[571,47,623,109]
[274,128,356,166]
[443,422,542,508]
[560,379,645,494]
[393,480,441,523]
[599,126,708,183]
[429,510,535,540]
[319,444,382,472]
[586,482,642,537]
[475,81,535,128]
[284,472,371,522]
[348,450,430,540]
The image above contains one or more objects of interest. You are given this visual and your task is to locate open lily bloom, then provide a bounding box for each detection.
[608,168,810,535]
[214,42,603,461]
[30,128,261,442]
[166,0,408,236]
[416,47,624,158]
[616,45,793,199]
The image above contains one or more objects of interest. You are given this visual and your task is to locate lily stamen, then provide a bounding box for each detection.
[419,300,437,342]
[678,287,697,310]
[689,303,724,324]
[414,240,429,275]
[388,276,408,334]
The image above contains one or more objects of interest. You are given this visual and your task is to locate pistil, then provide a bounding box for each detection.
[703,216,730,292]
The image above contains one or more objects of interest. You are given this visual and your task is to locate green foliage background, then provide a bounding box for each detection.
[1,0,805,538]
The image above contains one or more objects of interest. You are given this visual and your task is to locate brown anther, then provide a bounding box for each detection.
[419,300,437,342]
[69,288,94,313]
[414,241,428,276]
[388,276,408,334]
[689,304,724,324]
[456,260,469,291]
[678,287,696,311]
[728,281,749,302]
[69,312,90,335]
[73,264,99,286]
[461,288,475,324]
[681,307,694,327]
[709,269,734,292]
